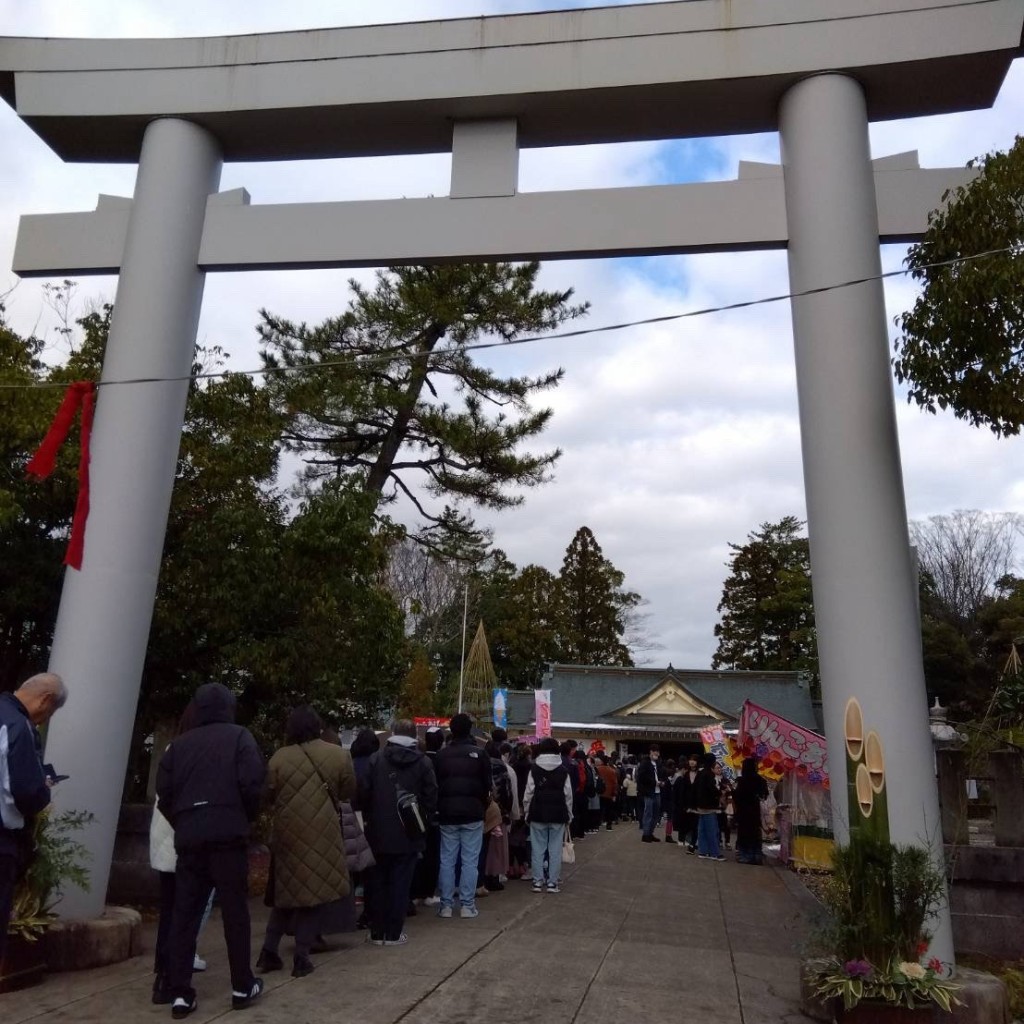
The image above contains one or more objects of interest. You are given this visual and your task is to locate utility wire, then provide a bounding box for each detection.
[0,244,1013,392]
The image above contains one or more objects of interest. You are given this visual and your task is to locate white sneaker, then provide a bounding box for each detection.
[423,895,441,906]
[383,933,408,946]
[460,906,479,919]
[437,905,453,919]
[192,955,207,972]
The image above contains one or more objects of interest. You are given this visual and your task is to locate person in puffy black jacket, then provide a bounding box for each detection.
[360,719,437,945]
[156,682,266,1015]
[434,713,492,917]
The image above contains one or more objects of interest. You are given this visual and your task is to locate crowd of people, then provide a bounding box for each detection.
[627,744,769,863]
[0,672,771,1022]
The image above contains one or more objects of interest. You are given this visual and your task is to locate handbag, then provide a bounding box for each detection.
[483,797,502,834]
[299,744,340,811]
[561,835,575,865]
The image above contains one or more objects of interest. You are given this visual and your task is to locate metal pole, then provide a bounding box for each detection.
[457,582,469,713]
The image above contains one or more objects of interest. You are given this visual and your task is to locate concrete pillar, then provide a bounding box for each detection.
[779,74,954,966]
[44,118,222,918]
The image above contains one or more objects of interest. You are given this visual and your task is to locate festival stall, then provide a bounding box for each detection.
[736,701,834,870]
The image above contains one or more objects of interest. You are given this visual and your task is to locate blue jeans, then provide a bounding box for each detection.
[641,793,661,837]
[529,822,565,885]
[438,822,484,910]
[697,813,721,857]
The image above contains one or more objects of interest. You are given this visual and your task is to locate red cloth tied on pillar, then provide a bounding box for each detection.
[26,381,97,570]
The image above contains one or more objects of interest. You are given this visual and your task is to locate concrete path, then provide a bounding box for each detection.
[3,825,818,1023]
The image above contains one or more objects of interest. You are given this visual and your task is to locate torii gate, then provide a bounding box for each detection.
[2,3,1022,966]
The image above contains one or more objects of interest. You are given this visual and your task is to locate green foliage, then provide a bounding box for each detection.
[396,648,440,718]
[8,809,94,940]
[894,136,1024,436]
[0,297,105,690]
[239,480,409,746]
[712,516,819,691]
[259,263,588,549]
[808,833,959,1011]
[556,526,638,666]
[398,527,643,690]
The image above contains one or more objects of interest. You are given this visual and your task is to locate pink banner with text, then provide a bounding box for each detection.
[534,689,552,737]
[738,700,829,786]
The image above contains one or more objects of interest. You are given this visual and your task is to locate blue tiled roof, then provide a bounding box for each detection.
[505,664,816,732]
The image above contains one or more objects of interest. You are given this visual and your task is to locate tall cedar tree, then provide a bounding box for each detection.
[712,516,819,689]
[259,263,588,551]
[556,526,639,666]
[894,136,1024,436]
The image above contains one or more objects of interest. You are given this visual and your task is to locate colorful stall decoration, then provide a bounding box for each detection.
[738,700,830,788]
[587,740,606,757]
[699,725,736,781]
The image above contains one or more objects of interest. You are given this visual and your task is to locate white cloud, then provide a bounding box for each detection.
[2,1,1022,670]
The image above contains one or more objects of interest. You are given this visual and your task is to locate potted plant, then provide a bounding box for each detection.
[1,808,93,993]
[805,832,961,1021]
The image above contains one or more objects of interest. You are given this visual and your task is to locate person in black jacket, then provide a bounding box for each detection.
[733,757,769,864]
[636,746,662,843]
[433,713,491,919]
[672,754,701,853]
[156,683,266,1018]
[360,719,437,945]
[0,673,66,963]
[694,752,725,861]
[411,726,445,903]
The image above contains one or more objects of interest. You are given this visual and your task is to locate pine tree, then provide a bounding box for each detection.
[259,263,588,551]
[556,526,639,666]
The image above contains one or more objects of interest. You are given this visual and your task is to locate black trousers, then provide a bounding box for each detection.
[601,799,617,826]
[168,845,254,1000]
[0,852,16,964]
[262,905,320,960]
[367,853,418,941]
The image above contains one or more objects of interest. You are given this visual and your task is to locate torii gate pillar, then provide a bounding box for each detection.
[781,74,953,964]
[43,118,222,917]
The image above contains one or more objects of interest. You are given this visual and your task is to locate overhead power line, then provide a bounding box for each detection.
[0,244,1013,392]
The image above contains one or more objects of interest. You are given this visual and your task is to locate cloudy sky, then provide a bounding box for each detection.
[1,1,1022,670]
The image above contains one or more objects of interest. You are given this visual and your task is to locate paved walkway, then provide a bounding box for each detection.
[4,825,818,1024]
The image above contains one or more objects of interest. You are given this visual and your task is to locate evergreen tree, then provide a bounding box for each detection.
[894,136,1024,436]
[712,516,818,688]
[396,648,440,719]
[259,262,588,551]
[556,526,639,666]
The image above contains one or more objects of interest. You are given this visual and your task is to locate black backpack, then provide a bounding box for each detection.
[491,758,513,820]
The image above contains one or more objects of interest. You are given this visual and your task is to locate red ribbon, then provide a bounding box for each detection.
[26,381,96,570]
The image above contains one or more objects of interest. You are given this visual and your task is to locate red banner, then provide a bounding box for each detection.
[738,700,829,786]
[414,716,450,728]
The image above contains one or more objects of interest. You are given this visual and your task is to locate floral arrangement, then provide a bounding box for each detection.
[808,947,960,1012]
[805,832,961,1013]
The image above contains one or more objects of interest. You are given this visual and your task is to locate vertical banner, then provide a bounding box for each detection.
[492,688,508,729]
[534,689,552,737]
[700,725,735,781]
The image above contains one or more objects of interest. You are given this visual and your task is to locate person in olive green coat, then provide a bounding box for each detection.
[257,706,356,978]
